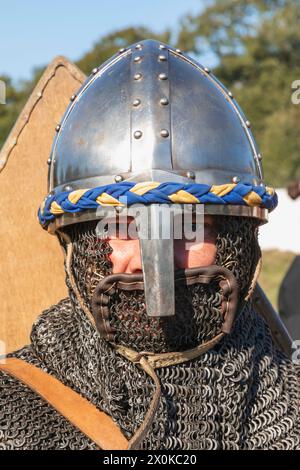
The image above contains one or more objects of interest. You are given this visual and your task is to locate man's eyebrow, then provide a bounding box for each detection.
[108,216,135,224]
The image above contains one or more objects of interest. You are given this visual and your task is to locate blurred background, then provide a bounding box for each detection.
[0,0,299,331]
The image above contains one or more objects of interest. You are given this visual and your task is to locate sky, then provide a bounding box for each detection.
[0,0,205,83]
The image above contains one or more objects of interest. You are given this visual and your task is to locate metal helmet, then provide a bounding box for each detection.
[49,40,264,195]
[39,39,277,319]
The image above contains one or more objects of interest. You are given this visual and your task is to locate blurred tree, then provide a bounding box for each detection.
[76,27,171,74]
[0,71,45,150]
[177,0,300,186]
[0,76,27,149]
[0,27,171,150]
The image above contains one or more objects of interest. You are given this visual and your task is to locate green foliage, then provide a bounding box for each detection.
[180,0,300,186]
[260,249,295,309]
[0,76,25,148]
[0,72,43,149]
[1,1,300,187]
[0,27,171,150]
[76,27,171,74]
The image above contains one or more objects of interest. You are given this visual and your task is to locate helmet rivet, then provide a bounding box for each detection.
[160,97,169,105]
[158,54,167,62]
[258,153,263,161]
[70,94,76,101]
[134,73,142,80]
[158,73,168,80]
[55,124,61,132]
[204,67,210,73]
[92,67,98,75]
[232,176,240,184]
[47,158,51,165]
[134,55,142,63]
[160,129,169,138]
[159,44,166,50]
[245,120,251,128]
[228,91,234,98]
[133,98,141,107]
[37,91,42,98]
[187,171,195,179]
[134,130,143,139]
[176,48,182,54]
[64,185,73,192]
[114,175,123,183]
[119,47,126,53]
[135,44,142,50]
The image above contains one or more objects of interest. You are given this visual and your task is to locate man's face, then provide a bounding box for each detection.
[65,215,259,352]
[107,215,217,274]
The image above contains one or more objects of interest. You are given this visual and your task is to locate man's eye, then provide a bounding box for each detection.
[106,223,125,237]
[106,222,139,239]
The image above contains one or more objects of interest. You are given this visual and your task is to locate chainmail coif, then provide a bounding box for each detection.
[64,217,259,353]
[0,217,300,449]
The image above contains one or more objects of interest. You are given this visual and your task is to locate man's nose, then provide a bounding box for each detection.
[126,244,143,273]
[174,240,188,269]
[108,239,142,274]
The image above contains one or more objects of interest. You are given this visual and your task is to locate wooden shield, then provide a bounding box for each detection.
[0,57,86,353]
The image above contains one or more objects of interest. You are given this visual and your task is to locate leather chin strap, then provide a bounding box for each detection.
[56,233,262,450]
[114,334,226,449]
[91,265,239,340]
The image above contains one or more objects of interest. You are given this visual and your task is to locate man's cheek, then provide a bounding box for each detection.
[174,240,217,268]
[185,242,217,268]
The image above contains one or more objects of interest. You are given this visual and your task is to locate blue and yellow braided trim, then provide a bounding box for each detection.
[38,181,278,227]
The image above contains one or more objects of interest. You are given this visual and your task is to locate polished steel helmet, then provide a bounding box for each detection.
[48,39,264,195]
[41,39,277,318]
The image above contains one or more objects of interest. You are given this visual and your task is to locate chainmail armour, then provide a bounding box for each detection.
[1,217,300,450]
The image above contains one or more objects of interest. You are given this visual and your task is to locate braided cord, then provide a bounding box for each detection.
[38,181,278,227]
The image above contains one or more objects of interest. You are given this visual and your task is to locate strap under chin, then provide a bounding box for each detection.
[114,330,226,450]
[91,265,239,341]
